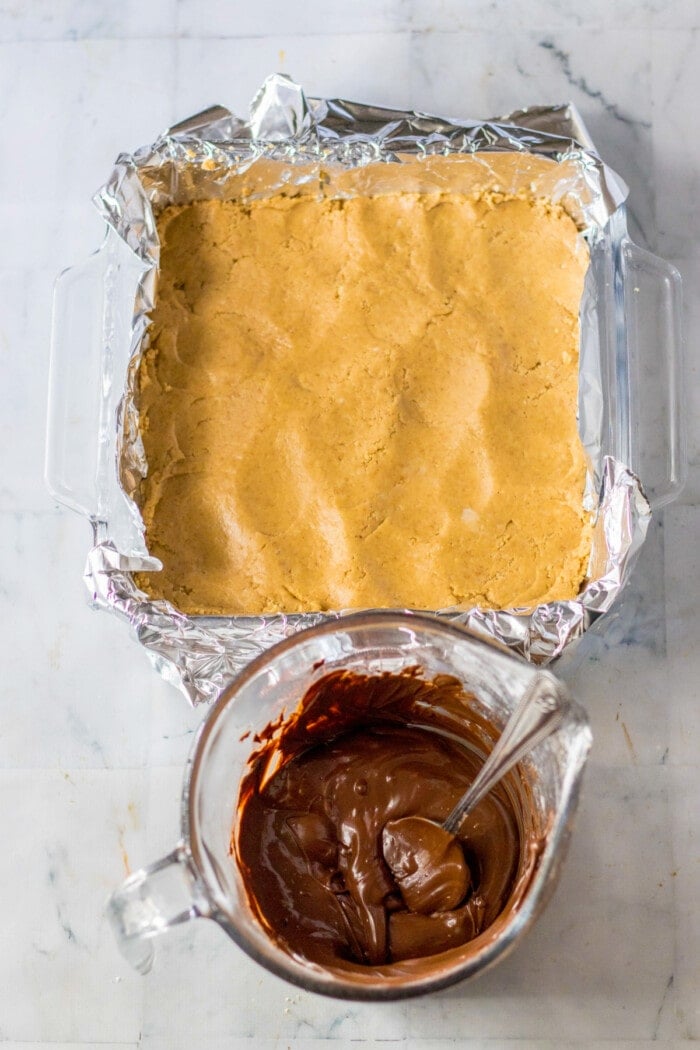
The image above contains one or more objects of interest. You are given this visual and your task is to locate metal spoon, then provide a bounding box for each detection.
[382,672,570,911]
[442,670,570,835]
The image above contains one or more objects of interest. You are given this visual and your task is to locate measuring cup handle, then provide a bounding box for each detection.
[106,844,208,974]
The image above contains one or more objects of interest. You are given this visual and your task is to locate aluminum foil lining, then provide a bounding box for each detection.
[87,74,649,705]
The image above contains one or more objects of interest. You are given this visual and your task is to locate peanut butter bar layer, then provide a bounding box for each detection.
[134,176,591,614]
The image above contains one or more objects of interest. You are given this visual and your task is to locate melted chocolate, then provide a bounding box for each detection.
[234,668,542,972]
[382,816,471,914]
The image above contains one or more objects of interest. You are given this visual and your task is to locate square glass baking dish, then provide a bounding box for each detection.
[45,87,684,702]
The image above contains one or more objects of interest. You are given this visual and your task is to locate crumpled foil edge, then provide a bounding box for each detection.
[85,456,649,703]
[85,74,650,705]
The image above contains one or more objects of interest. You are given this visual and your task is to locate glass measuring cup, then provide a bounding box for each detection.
[107,612,591,999]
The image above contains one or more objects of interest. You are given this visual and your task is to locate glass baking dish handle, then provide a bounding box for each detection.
[622,240,685,509]
[45,239,110,520]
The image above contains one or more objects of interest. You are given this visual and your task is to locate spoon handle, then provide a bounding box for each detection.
[442,673,570,836]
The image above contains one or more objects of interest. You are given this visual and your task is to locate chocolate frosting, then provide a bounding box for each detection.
[234,668,543,973]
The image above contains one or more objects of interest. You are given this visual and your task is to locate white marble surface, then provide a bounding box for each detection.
[1,0,699,1046]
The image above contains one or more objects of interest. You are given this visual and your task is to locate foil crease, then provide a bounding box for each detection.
[86,74,649,705]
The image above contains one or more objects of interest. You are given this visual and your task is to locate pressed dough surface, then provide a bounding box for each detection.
[134,183,591,614]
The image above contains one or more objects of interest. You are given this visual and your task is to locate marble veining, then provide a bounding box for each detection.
[1,0,699,1046]
[536,38,651,129]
